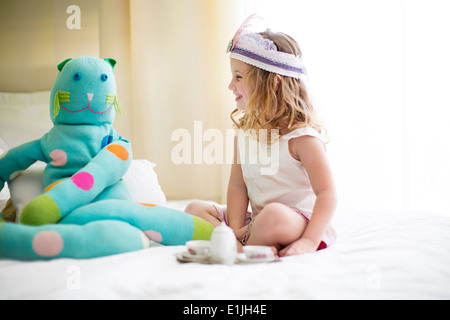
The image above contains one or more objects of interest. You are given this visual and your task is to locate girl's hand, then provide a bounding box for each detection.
[279,238,318,257]
[232,225,248,253]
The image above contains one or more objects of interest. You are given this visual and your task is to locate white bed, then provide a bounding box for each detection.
[1,92,450,300]
[1,202,449,300]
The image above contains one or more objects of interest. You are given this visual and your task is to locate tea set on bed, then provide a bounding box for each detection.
[178,222,278,264]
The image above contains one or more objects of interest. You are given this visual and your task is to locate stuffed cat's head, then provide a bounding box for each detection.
[50,56,121,125]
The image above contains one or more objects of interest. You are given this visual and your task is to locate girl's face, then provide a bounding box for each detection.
[228,59,254,110]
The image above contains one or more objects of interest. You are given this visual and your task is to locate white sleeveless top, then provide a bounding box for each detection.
[237,127,336,246]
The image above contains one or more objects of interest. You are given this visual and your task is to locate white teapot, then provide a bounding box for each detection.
[210,222,237,264]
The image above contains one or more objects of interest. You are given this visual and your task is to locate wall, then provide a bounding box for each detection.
[0,0,133,148]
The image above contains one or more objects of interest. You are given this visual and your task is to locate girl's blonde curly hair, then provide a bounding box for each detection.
[231,30,326,142]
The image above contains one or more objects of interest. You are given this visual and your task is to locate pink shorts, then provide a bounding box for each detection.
[213,205,328,250]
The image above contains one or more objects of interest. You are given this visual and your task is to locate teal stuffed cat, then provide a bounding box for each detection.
[0,56,213,260]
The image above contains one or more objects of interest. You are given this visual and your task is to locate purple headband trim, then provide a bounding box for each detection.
[232,47,306,75]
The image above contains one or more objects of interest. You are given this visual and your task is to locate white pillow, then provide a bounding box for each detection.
[8,159,166,222]
[0,91,53,149]
[8,162,46,220]
[123,160,167,205]
[0,138,8,153]
[0,91,51,212]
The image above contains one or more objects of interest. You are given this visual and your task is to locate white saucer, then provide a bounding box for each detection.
[182,251,210,259]
[236,253,277,263]
[176,251,211,263]
[176,252,279,264]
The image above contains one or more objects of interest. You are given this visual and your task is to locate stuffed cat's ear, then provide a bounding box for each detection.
[104,58,117,70]
[57,58,72,72]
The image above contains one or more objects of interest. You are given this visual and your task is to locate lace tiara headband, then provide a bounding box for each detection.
[227,15,306,79]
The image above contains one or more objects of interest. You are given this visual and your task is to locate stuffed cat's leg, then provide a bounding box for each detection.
[61,200,214,245]
[0,218,149,260]
[93,179,131,202]
[0,139,46,193]
[20,139,132,225]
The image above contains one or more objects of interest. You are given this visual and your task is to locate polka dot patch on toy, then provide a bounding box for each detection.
[71,171,95,191]
[144,230,163,243]
[49,149,68,167]
[106,144,129,161]
[32,230,64,257]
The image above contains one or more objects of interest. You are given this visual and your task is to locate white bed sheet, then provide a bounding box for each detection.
[1,200,449,300]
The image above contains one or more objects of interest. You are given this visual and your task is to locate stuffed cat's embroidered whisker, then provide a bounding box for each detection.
[53,91,70,118]
[107,93,123,116]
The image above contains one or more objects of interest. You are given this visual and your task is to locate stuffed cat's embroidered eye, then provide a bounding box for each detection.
[73,73,82,81]
[101,74,108,82]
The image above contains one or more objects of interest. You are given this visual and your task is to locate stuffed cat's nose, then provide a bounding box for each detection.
[87,93,94,101]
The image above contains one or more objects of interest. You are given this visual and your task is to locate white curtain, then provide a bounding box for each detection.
[128,0,240,202]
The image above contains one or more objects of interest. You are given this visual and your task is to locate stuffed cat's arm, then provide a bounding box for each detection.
[73,131,133,195]
[84,134,133,189]
[0,139,47,193]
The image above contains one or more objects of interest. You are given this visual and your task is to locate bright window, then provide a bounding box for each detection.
[239,0,450,215]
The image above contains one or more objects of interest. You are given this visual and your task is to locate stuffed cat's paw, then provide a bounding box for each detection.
[20,194,61,225]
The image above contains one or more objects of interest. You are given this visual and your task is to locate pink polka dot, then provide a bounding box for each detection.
[144,230,163,243]
[50,149,67,167]
[32,231,64,257]
[71,171,94,191]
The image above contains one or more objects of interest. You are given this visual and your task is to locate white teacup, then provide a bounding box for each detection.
[243,245,274,260]
[186,240,211,256]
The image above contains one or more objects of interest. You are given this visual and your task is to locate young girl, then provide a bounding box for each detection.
[186,16,336,257]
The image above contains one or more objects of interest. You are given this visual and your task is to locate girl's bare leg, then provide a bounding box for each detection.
[246,203,307,253]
